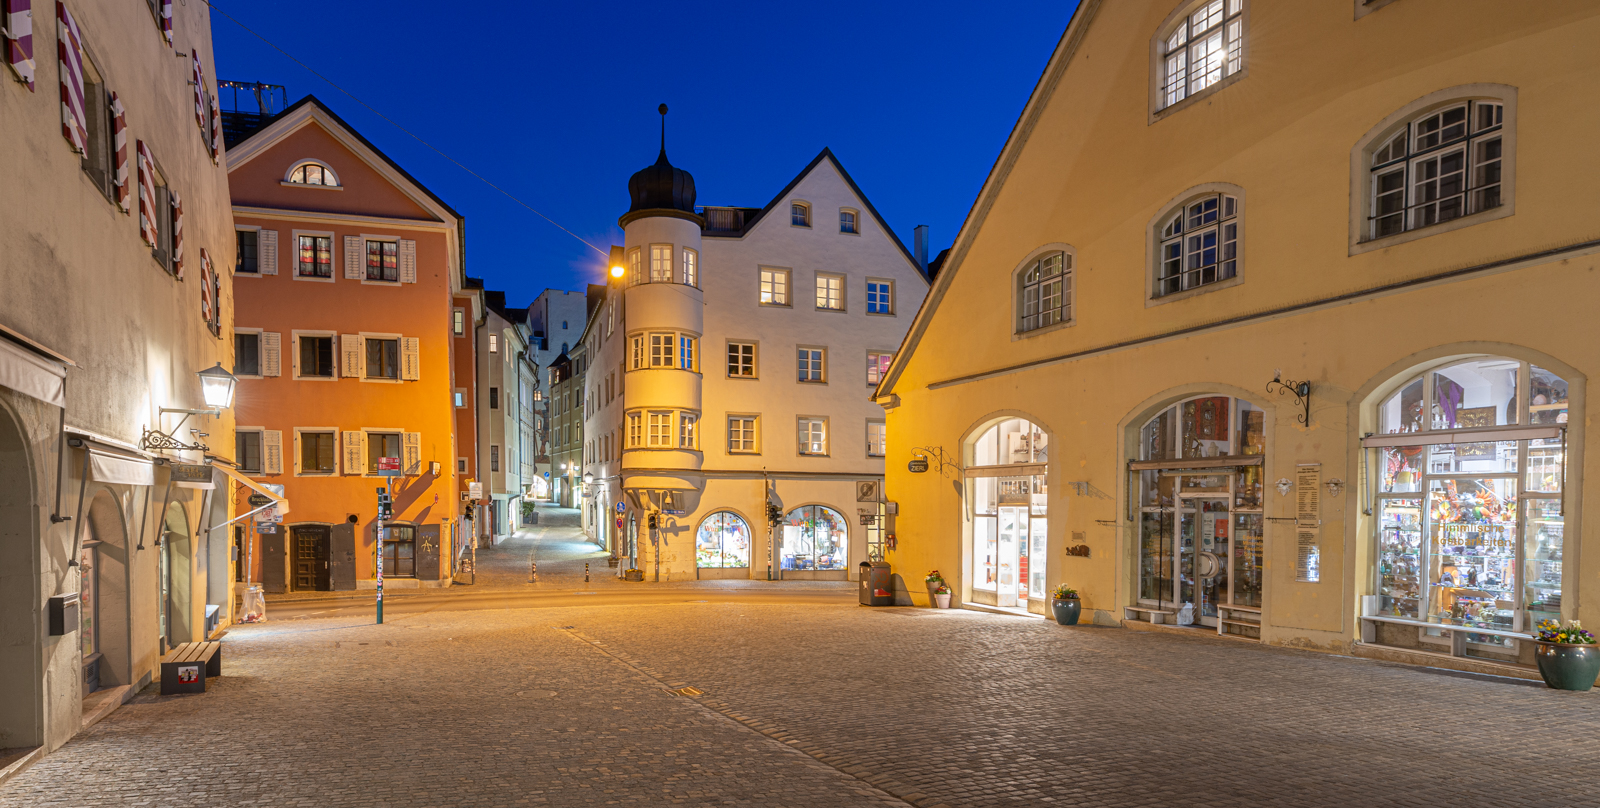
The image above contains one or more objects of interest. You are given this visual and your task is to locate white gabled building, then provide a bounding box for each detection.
[581,136,929,582]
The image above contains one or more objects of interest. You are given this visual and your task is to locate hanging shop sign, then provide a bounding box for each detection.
[907,459,929,473]
[247,493,271,508]
[170,462,214,489]
[1295,463,1321,583]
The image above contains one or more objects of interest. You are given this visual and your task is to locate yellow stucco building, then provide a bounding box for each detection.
[878,0,1600,677]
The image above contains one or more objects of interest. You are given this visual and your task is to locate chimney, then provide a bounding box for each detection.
[913,225,929,271]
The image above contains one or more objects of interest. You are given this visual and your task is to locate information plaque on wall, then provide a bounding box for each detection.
[1295,463,1321,582]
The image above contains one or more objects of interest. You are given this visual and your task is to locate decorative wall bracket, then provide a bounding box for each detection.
[1063,481,1114,500]
[139,427,209,454]
[909,445,961,479]
[1266,372,1313,425]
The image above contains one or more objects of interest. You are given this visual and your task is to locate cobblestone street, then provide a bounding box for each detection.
[7,522,1600,807]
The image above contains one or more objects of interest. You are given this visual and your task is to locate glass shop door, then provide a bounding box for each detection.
[1178,496,1231,627]
[996,506,1026,607]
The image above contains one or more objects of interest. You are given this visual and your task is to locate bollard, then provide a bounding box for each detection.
[585,562,590,583]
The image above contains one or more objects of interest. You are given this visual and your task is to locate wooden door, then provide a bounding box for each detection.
[417,525,441,580]
[329,523,356,590]
[291,525,331,591]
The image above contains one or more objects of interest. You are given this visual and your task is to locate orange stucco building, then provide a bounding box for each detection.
[225,96,470,592]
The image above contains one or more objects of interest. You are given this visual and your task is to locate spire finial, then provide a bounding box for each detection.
[658,103,668,153]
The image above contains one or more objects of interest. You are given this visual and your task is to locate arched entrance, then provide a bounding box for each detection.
[780,506,847,580]
[161,503,192,649]
[965,417,1049,609]
[0,406,41,748]
[1366,356,1569,657]
[695,511,751,577]
[84,491,131,693]
[1134,394,1266,633]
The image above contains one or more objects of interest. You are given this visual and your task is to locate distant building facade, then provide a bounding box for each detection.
[527,288,588,497]
[476,291,534,543]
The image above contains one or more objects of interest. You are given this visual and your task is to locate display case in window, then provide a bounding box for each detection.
[1377,498,1422,618]
[1522,498,1563,626]
[1426,479,1516,638]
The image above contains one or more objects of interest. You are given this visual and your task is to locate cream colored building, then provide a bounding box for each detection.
[582,144,929,581]
[0,0,235,756]
[878,0,1599,677]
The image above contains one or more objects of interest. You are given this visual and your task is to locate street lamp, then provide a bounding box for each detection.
[583,472,594,485]
[608,245,626,280]
[141,362,239,452]
[197,362,238,409]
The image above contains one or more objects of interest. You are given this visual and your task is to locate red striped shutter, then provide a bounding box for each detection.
[170,190,183,277]
[209,94,222,162]
[160,0,171,45]
[111,92,129,212]
[54,1,84,153]
[190,53,204,130]
[199,248,215,330]
[2,0,34,90]
[136,140,156,246]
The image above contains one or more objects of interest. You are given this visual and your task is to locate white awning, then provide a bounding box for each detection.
[0,335,67,408]
[89,450,156,486]
[1361,425,1562,449]
[214,464,290,516]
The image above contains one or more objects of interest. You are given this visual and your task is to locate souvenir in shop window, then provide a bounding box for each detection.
[1142,408,1174,461]
[696,512,751,569]
[1182,396,1230,458]
[1529,366,1569,425]
[1238,403,1264,456]
[781,506,847,571]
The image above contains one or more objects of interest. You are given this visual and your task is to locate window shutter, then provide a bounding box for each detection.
[259,229,277,274]
[136,140,156,245]
[3,0,35,90]
[340,334,362,378]
[400,337,420,381]
[343,235,363,279]
[291,431,301,475]
[170,190,183,278]
[159,0,171,45]
[54,1,84,153]
[342,430,363,476]
[199,248,214,329]
[190,53,204,131]
[261,331,281,377]
[110,91,128,212]
[208,94,222,162]
[289,332,300,377]
[262,430,283,475]
[403,432,421,476]
[398,239,416,283]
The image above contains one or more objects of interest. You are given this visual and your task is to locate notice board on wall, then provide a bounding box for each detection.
[1295,463,1321,582]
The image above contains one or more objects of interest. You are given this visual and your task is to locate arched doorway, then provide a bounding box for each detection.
[1367,356,1568,657]
[965,417,1049,609]
[84,491,131,693]
[0,406,40,748]
[161,503,192,649]
[1135,395,1266,632]
[780,506,847,579]
[696,511,751,579]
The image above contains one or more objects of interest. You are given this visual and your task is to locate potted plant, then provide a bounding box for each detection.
[1534,619,1599,691]
[933,582,952,609]
[1050,584,1081,626]
[924,570,945,605]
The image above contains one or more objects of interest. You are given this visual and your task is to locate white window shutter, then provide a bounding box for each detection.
[261,332,281,377]
[259,229,278,275]
[398,239,416,283]
[289,334,300,378]
[263,430,283,475]
[343,235,363,280]
[403,432,421,476]
[342,430,363,476]
[401,337,420,381]
[341,334,363,378]
[292,431,302,475]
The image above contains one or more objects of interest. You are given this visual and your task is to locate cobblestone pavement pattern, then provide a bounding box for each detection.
[8,522,1600,806]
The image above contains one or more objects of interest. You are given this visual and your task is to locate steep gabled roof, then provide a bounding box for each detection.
[704,148,930,282]
[876,0,1103,399]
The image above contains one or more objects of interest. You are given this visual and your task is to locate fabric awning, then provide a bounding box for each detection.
[67,434,157,486]
[214,464,290,516]
[0,334,67,408]
[622,474,701,492]
[1360,424,1562,448]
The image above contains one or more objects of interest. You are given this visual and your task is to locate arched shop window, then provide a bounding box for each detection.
[1368,357,1568,651]
[968,419,1049,608]
[696,512,751,569]
[1136,395,1265,633]
[781,506,847,571]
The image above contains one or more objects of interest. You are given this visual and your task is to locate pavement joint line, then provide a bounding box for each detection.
[552,626,928,808]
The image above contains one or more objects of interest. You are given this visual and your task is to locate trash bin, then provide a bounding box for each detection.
[240,585,266,623]
[858,561,894,606]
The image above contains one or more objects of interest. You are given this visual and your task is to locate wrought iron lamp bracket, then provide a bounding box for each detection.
[1266,373,1313,425]
[139,427,210,453]
[910,445,961,479]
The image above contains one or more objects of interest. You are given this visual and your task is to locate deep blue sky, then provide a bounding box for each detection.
[210,1,1079,307]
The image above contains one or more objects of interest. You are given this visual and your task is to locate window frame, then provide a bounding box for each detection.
[294,428,339,476]
[628,329,699,372]
[649,243,674,284]
[1146,185,1244,305]
[727,340,758,379]
[283,159,343,189]
[866,420,887,458]
[235,227,261,276]
[797,346,827,384]
[452,308,466,337]
[361,236,400,284]
[291,229,336,283]
[1013,245,1077,335]
[759,267,791,307]
[364,430,404,475]
[233,328,264,378]
[361,333,403,382]
[865,278,895,316]
[797,416,830,457]
[790,201,812,228]
[291,330,338,381]
[1348,85,1517,255]
[815,272,846,312]
[727,414,760,455]
[867,351,893,387]
[235,428,265,474]
[838,208,860,235]
[1149,0,1249,122]
[681,247,699,288]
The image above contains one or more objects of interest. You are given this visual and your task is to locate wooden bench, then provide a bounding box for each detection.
[160,641,222,695]
[1124,605,1177,624]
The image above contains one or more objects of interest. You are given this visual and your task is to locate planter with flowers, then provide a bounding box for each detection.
[933,583,952,609]
[1050,584,1081,626]
[1534,620,1600,691]
[924,570,946,606]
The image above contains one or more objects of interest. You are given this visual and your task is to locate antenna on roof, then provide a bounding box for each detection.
[658,103,668,153]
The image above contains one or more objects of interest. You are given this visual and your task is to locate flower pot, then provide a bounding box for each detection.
[1534,642,1600,691]
[925,580,944,604]
[934,592,951,609]
[1051,597,1081,626]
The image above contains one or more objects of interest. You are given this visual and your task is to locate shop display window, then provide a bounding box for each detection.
[781,506,847,571]
[1371,356,1570,647]
[1233,513,1264,608]
[1139,510,1172,602]
[971,419,1048,466]
[696,512,751,568]
[967,418,1050,606]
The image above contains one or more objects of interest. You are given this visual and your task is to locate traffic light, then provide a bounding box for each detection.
[376,487,393,520]
[766,503,783,526]
[647,513,659,530]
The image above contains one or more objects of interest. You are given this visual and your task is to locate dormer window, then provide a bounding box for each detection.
[286,160,340,187]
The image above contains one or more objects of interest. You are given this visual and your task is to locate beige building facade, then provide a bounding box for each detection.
[0,0,236,756]
[583,145,928,581]
[879,0,1600,676]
